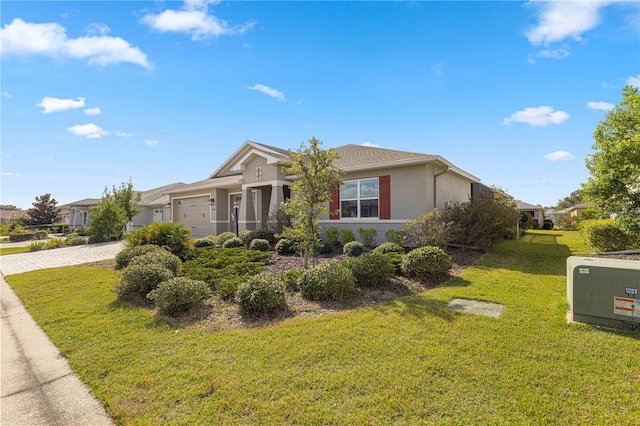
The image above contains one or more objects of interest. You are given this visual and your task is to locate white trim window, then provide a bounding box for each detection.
[340,178,379,218]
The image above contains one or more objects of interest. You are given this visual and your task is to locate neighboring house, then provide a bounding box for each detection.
[549,207,570,224]
[63,198,101,231]
[0,209,28,225]
[567,202,590,219]
[515,200,545,226]
[130,182,186,229]
[165,140,481,237]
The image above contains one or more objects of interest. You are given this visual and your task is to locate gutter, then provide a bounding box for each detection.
[433,165,451,209]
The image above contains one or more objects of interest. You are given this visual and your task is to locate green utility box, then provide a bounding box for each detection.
[567,256,640,329]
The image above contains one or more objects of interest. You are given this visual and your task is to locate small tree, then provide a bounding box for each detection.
[583,85,640,234]
[26,193,60,226]
[89,196,128,242]
[111,179,141,224]
[281,137,343,268]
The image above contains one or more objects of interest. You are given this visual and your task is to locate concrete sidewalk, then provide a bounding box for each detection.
[1,242,123,425]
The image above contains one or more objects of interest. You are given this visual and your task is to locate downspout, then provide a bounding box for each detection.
[433,166,451,210]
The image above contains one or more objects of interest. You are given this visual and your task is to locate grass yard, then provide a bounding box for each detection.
[0,246,30,255]
[6,231,640,425]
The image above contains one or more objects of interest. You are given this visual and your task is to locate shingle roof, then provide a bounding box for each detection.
[515,200,543,210]
[332,144,431,169]
[568,202,590,211]
[251,141,290,157]
[167,174,243,194]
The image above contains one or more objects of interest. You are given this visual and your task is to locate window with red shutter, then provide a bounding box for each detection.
[379,175,390,220]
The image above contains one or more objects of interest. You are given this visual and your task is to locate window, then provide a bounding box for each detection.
[340,178,379,218]
[256,166,262,181]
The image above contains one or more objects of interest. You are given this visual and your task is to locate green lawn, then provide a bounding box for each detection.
[0,246,30,255]
[6,231,640,425]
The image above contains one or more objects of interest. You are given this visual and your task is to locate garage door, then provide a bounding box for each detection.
[175,197,210,231]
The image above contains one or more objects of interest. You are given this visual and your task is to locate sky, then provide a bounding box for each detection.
[1,0,639,210]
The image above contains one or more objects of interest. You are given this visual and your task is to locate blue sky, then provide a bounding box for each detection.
[1,0,638,209]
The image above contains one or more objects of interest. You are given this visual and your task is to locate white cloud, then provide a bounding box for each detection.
[502,106,570,127]
[142,1,256,41]
[535,45,571,60]
[0,18,151,69]
[115,131,133,137]
[602,81,615,89]
[68,123,109,138]
[37,96,85,113]
[2,91,11,98]
[247,84,285,101]
[627,74,640,88]
[145,139,159,146]
[525,1,611,45]
[84,107,101,115]
[85,23,110,36]
[361,142,381,148]
[587,101,615,111]
[544,151,575,161]
[3,172,23,178]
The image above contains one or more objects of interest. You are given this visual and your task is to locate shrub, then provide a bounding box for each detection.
[45,238,66,249]
[339,229,355,245]
[325,227,339,247]
[9,231,36,242]
[300,261,354,302]
[358,228,377,248]
[193,236,217,247]
[215,232,237,246]
[401,246,452,284]
[235,275,286,315]
[542,219,554,230]
[249,238,270,251]
[343,241,365,257]
[346,252,395,287]
[384,229,405,246]
[28,241,46,251]
[115,244,169,269]
[239,229,256,247]
[147,277,212,315]
[373,242,404,254]
[578,219,634,252]
[116,263,174,300]
[65,235,88,246]
[444,195,520,251]
[216,278,243,300]
[316,240,333,254]
[402,210,453,249]
[254,228,277,244]
[282,268,304,291]
[35,230,49,240]
[275,238,297,255]
[129,250,182,275]
[125,222,191,255]
[383,252,404,274]
[222,237,244,248]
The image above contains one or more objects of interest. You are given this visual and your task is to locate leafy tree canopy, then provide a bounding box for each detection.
[110,178,141,222]
[554,189,583,210]
[583,85,640,234]
[90,179,141,242]
[0,204,19,211]
[281,137,343,268]
[26,193,60,225]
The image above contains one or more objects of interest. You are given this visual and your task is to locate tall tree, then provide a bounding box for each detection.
[555,189,583,210]
[281,137,344,268]
[583,85,640,234]
[26,193,60,225]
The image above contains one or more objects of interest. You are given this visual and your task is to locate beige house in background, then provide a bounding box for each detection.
[164,141,481,238]
[567,202,590,219]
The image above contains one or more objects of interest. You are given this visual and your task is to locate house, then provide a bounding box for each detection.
[62,198,101,231]
[164,141,481,237]
[567,202,590,219]
[0,209,28,225]
[515,200,545,227]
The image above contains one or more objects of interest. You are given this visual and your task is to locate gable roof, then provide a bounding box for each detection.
[515,200,544,210]
[209,140,289,179]
[568,202,590,211]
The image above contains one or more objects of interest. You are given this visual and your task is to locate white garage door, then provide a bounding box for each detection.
[175,197,210,231]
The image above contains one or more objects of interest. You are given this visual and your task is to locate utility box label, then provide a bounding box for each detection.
[578,268,589,274]
[614,297,640,317]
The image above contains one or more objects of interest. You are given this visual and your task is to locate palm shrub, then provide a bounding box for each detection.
[249,238,270,251]
[115,244,168,269]
[346,252,395,288]
[235,275,287,315]
[28,241,46,251]
[401,246,452,284]
[46,238,66,249]
[402,210,453,249]
[578,219,635,252]
[147,277,211,315]
[222,237,244,248]
[125,222,191,255]
[300,261,354,302]
[343,241,365,257]
[129,250,182,275]
[116,263,174,300]
[358,228,377,248]
[339,229,355,245]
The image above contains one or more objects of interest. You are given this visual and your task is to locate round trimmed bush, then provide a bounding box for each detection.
[300,261,354,302]
[401,246,452,283]
[249,238,270,251]
[193,236,217,247]
[115,244,168,269]
[239,229,256,247]
[373,242,404,254]
[116,263,174,300]
[65,235,88,246]
[129,250,182,275]
[222,237,244,248]
[254,228,276,243]
[147,277,212,315]
[346,252,395,287]
[216,232,237,246]
[235,275,286,315]
[343,241,365,257]
[275,238,297,255]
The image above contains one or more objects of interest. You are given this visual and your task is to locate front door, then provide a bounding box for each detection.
[153,208,163,223]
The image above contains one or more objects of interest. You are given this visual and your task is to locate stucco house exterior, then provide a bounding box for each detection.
[165,141,481,237]
[567,202,590,219]
[515,200,545,227]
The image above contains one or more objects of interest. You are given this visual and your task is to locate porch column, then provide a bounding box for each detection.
[268,185,285,216]
[239,188,256,230]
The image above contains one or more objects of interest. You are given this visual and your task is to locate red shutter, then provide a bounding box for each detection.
[380,175,390,220]
[329,184,340,220]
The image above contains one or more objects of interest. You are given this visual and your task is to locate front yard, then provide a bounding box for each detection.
[6,231,640,424]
